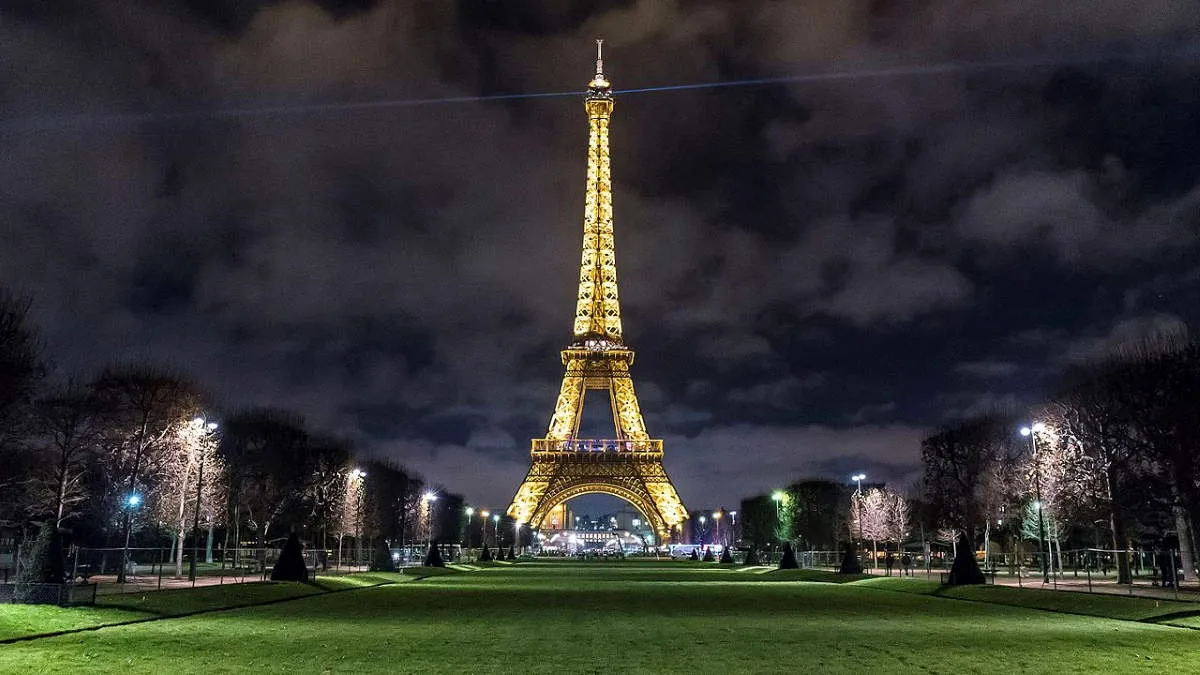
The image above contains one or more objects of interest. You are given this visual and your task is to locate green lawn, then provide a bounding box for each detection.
[0,572,406,642]
[1,563,1196,673]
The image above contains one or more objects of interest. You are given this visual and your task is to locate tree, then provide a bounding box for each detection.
[29,385,101,527]
[15,522,65,603]
[789,480,850,550]
[922,416,1018,585]
[152,416,218,578]
[0,290,46,530]
[89,366,204,582]
[852,488,891,569]
[305,434,352,553]
[719,546,734,564]
[921,415,1017,551]
[220,408,312,551]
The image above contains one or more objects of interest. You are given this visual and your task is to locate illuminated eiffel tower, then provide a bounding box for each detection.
[507,41,688,543]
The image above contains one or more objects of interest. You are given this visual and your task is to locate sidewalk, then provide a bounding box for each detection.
[989,572,1200,602]
[89,565,371,596]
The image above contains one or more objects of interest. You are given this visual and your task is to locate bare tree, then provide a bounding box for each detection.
[29,385,101,527]
[89,365,203,582]
[0,290,46,529]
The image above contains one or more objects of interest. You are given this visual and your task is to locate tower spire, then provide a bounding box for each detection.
[576,39,619,344]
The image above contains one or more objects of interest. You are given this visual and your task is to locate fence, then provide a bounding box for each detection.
[0,581,96,606]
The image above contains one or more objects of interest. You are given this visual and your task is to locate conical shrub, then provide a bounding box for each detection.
[838,543,863,574]
[270,532,309,582]
[947,534,985,585]
[720,547,734,564]
[506,545,516,561]
[688,549,699,561]
[423,542,445,567]
[370,541,396,572]
[778,541,799,569]
[743,548,760,566]
[702,547,715,562]
[479,546,493,562]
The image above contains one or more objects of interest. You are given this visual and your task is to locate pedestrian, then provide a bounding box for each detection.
[885,551,895,576]
[901,553,912,577]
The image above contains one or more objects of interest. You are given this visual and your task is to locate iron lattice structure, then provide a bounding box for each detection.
[508,42,688,542]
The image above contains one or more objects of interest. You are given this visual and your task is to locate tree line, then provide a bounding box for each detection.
[921,335,1200,583]
[0,289,461,577]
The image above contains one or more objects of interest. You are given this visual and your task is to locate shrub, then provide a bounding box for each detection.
[778,542,799,570]
[506,545,516,561]
[479,546,493,562]
[688,549,699,561]
[743,548,760,566]
[720,547,734,564]
[370,542,396,572]
[947,534,984,585]
[838,544,862,574]
[270,532,309,582]
[702,547,715,562]
[424,542,445,567]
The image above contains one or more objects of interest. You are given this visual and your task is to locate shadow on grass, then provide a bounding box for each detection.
[1,572,407,645]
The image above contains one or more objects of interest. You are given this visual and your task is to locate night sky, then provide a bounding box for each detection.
[2,1,1199,512]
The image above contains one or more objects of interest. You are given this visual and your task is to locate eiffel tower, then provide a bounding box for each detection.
[507,41,688,543]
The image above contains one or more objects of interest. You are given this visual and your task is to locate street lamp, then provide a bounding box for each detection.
[119,492,142,583]
[422,491,439,546]
[189,416,219,583]
[1020,423,1050,583]
[481,510,490,549]
[514,520,523,555]
[492,514,500,549]
[851,474,866,547]
[698,515,707,545]
[714,511,723,546]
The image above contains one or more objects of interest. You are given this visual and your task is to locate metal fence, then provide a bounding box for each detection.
[0,582,97,606]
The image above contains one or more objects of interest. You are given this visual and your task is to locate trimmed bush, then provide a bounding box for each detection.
[778,541,799,570]
[743,548,760,566]
[688,549,699,561]
[479,546,493,562]
[947,534,985,585]
[719,547,734,564]
[838,544,863,574]
[270,532,309,582]
[370,542,396,572]
[702,547,715,562]
[506,545,516,561]
[424,542,445,567]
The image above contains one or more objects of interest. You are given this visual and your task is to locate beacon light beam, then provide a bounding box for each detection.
[2,45,1196,133]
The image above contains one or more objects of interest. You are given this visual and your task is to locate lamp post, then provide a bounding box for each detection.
[1021,423,1050,583]
[714,511,724,547]
[188,417,219,583]
[851,473,866,544]
[730,510,738,546]
[422,491,438,548]
[771,490,786,548]
[514,520,523,555]
[119,493,142,583]
[492,514,500,550]
[464,507,474,559]
[351,468,367,567]
[698,515,707,546]
[480,510,490,549]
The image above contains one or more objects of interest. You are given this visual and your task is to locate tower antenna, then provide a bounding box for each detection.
[595,38,604,79]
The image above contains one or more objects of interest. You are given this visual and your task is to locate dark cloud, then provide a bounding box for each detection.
[2,0,1199,509]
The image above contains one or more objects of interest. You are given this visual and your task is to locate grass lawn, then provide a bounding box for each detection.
[1,562,1196,673]
[0,572,405,642]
